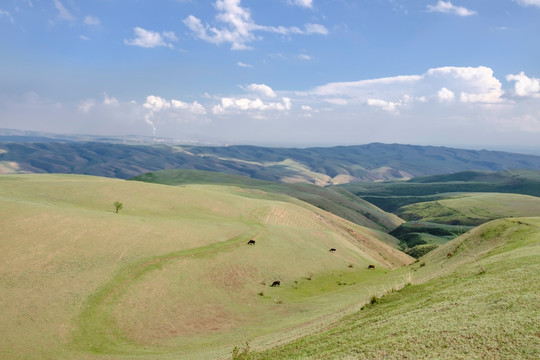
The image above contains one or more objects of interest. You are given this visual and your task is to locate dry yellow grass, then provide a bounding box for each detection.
[0,174,412,359]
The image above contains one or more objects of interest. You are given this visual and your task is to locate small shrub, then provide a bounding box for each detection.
[232,341,251,360]
[257,291,264,296]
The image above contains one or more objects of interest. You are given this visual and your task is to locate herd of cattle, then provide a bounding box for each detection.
[246,239,375,287]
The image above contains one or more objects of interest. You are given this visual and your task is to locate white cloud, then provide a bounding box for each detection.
[53,0,75,21]
[303,66,504,111]
[171,99,207,115]
[0,9,15,24]
[301,105,313,111]
[427,66,503,103]
[367,99,400,112]
[103,94,118,105]
[299,54,311,60]
[513,0,540,8]
[78,99,96,113]
[304,23,328,35]
[124,27,178,49]
[246,83,277,98]
[79,35,90,41]
[437,87,455,102]
[506,72,540,98]
[184,0,327,50]
[237,61,253,68]
[212,96,291,114]
[427,1,476,16]
[84,15,100,26]
[289,0,313,8]
[143,95,171,111]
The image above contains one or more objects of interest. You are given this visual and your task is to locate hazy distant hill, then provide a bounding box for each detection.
[2,141,540,184]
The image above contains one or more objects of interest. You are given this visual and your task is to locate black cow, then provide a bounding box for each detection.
[329,248,336,252]
[247,239,256,245]
[271,280,281,287]
[367,264,375,270]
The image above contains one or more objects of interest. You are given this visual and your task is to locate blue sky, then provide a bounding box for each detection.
[1,0,540,151]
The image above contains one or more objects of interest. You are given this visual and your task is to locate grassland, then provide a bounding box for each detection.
[239,217,540,359]
[397,193,540,225]
[131,169,404,232]
[0,174,411,359]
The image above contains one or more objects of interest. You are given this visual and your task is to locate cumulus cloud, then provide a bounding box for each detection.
[183,0,327,50]
[103,94,118,105]
[212,97,291,114]
[124,27,178,49]
[142,95,207,135]
[427,1,476,16]
[506,72,540,97]
[84,15,100,26]
[53,0,75,21]
[513,0,540,7]
[304,66,504,110]
[246,83,277,97]
[427,66,503,103]
[437,87,455,102]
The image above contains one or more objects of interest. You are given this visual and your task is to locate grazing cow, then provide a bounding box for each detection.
[329,248,336,252]
[271,280,281,287]
[447,252,452,258]
[247,239,256,245]
[367,264,375,270]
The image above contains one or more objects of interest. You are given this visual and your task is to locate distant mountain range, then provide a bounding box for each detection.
[2,138,540,184]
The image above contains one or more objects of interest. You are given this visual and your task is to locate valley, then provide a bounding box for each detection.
[1,144,539,359]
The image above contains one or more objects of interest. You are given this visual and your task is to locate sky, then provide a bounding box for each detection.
[1,0,540,151]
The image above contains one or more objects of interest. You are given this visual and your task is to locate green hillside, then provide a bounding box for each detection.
[242,217,540,359]
[342,169,540,212]
[131,169,403,232]
[396,193,540,225]
[0,174,411,359]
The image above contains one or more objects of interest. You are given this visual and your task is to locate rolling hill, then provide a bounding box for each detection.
[395,193,540,226]
[2,141,540,184]
[0,174,411,359]
[130,169,404,232]
[341,169,540,212]
[242,217,540,359]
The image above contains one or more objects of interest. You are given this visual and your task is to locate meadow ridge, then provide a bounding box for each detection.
[1,173,539,359]
[0,174,411,359]
[241,217,540,359]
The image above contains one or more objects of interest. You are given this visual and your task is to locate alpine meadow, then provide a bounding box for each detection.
[2,0,540,359]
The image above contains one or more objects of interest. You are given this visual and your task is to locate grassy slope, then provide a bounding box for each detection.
[131,169,404,233]
[0,174,411,360]
[341,169,540,212]
[245,217,540,359]
[397,193,540,225]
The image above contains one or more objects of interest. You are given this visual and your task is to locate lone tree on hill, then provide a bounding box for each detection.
[113,201,123,213]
